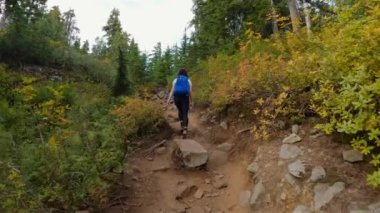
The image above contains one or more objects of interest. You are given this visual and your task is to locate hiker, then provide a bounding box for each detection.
[166,68,193,137]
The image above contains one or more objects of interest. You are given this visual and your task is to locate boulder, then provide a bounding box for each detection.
[343,150,364,163]
[283,133,302,144]
[174,139,208,168]
[280,144,303,159]
[314,182,345,210]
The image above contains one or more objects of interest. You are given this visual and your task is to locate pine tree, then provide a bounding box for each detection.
[113,48,130,96]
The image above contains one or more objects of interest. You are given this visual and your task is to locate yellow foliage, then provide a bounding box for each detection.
[111,97,165,139]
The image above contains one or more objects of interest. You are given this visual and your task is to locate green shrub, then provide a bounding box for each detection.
[112,97,165,140]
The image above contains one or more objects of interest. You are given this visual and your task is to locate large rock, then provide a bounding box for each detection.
[174,139,208,168]
[250,180,265,207]
[310,166,326,182]
[343,150,364,163]
[280,144,303,159]
[314,182,345,210]
[288,160,305,178]
[283,133,302,144]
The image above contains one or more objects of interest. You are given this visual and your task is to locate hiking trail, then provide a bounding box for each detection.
[105,103,380,213]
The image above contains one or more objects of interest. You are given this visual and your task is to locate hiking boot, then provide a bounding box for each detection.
[182,127,187,139]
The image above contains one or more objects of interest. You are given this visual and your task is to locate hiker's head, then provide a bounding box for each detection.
[178,68,188,77]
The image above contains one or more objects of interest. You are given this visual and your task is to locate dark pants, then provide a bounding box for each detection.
[174,94,190,129]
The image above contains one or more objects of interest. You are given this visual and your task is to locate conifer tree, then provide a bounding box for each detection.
[114,48,130,96]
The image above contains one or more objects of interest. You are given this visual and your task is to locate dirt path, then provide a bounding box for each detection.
[105,107,252,213]
[104,106,380,213]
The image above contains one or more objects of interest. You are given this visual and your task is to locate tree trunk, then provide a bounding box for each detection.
[269,0,279,34]
[303,0,312,36]
[287,0,300,33]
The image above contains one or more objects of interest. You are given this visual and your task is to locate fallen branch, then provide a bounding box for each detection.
[143,139,167,157]
[236,127,254,135]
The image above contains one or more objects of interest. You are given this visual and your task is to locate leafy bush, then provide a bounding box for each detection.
[192,0,380,187]
[112,97,165,140]
[0,67,134,211]
[312,1,380,187]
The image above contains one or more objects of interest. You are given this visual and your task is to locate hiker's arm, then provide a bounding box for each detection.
[189,81,193,107]
[166,83,174,105]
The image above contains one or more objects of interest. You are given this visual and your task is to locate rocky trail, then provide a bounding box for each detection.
[105,104,380,213]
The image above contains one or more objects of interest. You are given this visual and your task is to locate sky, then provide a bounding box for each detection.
[46,0,194,53]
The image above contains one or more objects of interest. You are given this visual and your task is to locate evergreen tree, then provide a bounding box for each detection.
[113,48,130,96]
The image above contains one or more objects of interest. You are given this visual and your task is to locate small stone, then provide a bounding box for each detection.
[343,150,364,163]
[239,190,251,206]
[292,125,300,134]
[176,182,197,199]
[280,144,303,159]
[206,192,220,197]
[205,178,211,184]
[152,164,171,172]
[247,162,259,174]
[368,202,380,211]
[314,182,345,210]
[293,205,312,213]
[194,188,204,199]
[220,121,228,130]
[217,142,234,152]
[283,133,302,144]
[213,179,228,189]
[280,192,287,201]
[155,147,167,155]
[239,113,245,118]
[285,174,301,194]
[310,166,326,182]
[204,206,212,213]
[288,160,305,178]
[310,128,320,135]
[249,180,265,207]
[310,133,324,140]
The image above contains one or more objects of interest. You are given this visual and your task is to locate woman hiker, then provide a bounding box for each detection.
[166,68,193,138]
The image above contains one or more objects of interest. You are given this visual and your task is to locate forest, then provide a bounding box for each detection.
[0,0,379,211]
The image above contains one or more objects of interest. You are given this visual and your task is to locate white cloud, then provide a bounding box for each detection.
[47,0,194,53]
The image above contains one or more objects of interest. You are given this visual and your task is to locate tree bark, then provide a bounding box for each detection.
[269,0,279,34]
[303,0,312,36]
[287,0,300,33]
